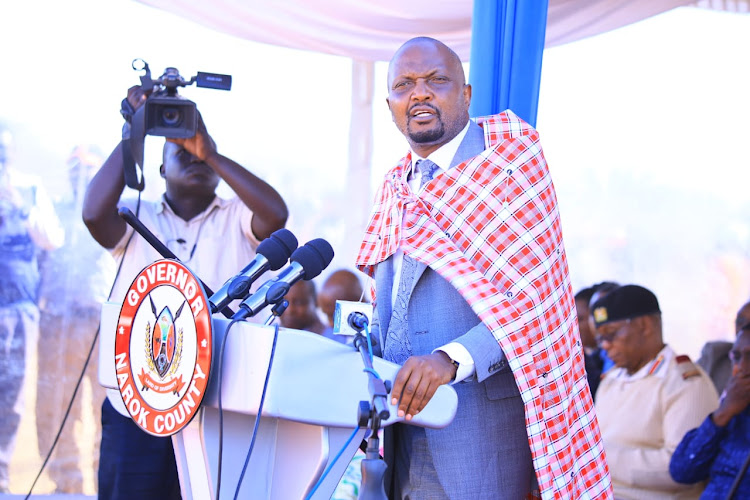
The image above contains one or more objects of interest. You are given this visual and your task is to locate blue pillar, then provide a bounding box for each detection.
[468,0,548,127]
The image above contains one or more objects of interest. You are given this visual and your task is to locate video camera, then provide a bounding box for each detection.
[123,59,232,190]
[133,59,232,138]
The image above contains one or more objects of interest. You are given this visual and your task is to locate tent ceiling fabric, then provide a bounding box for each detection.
[137,0,748,61]
[545,0,696,46]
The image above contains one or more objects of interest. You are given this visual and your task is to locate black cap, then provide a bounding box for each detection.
[591,284,661,327]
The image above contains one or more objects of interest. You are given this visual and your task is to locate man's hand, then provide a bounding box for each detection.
[712,370,750,427]
[126,85,149,111]
[167,113,218,164]
[390,351,457,421]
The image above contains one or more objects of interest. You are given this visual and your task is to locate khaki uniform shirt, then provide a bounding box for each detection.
[596,345,719,499]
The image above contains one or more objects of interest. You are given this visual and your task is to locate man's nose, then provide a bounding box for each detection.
[411,78,432,100]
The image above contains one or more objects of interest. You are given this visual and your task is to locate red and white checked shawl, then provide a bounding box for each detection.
[356,110,612,499]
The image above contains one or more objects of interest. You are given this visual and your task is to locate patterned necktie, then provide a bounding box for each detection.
[383,159,439,364]
[416,159,439,191]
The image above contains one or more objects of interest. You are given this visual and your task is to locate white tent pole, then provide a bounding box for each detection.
[342,59,374,266]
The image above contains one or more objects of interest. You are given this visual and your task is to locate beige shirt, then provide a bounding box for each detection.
[107,194,260,415]
[596,345,719,499]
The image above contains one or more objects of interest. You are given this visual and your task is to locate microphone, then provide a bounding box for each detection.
[332,300,372,336]
[209,228,298,314]
[349,312,369,331]
[233,238,334,321]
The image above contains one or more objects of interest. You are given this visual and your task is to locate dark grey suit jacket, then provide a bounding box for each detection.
[372,121,535,499]
[697,340,733,394]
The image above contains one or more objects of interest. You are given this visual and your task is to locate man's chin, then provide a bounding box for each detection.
[408,126,444,145]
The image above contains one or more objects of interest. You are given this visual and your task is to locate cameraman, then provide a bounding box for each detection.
[82,85,288,499]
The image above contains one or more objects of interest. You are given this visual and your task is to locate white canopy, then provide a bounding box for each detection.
[133,0,750,267]
[136,0,749,60]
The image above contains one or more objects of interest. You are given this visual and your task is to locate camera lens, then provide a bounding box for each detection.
[161,107,182,127]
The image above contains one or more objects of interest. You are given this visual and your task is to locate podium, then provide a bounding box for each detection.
[99,302,458,499]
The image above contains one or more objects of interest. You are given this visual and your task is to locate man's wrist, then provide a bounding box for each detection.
[202,150,221,167]
[436,350,459,380]
[711,408,732,428]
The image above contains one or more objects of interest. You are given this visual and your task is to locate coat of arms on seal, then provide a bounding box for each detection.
[145,298,185,380]
[115,259,212,437]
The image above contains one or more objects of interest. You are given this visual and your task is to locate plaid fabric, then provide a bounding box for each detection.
[355,111,612,499]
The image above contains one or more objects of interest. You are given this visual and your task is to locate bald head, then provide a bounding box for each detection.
[387,37,466,88]
[386,37,471,157]
[318,269,365,325]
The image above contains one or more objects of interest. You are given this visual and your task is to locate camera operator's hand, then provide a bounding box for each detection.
[167,113,218,164]
[126,85,150,111]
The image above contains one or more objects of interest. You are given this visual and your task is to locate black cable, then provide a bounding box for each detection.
[215,316,242,500]
[233,324,280,500]
[25,194,142,499]
[24,322,101,499]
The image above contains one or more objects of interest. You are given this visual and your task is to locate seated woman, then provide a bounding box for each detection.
[669,324,750,499]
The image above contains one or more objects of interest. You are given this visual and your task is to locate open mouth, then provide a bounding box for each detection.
[409,106,438,122]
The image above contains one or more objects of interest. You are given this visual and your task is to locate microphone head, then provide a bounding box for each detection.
[290,238,335,280]
[256,229,298,270]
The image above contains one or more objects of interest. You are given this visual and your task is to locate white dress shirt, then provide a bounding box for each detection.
[391,121,476,382]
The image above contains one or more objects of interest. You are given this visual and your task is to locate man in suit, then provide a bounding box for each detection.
[355,37,611,499]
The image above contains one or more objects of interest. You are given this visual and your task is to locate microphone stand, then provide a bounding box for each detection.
[352,324,389,500]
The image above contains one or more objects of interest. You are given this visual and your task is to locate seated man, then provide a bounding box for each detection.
[670,323,750,498]
[697,299,750,395]
[575,283,615,398]
[279,280,326,335]
[317,268,366,344]
[592,284,719,499]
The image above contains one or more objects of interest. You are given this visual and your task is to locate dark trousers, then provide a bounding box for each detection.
[98,398,181,500]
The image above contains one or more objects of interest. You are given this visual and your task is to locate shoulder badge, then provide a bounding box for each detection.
[675,354,701,380]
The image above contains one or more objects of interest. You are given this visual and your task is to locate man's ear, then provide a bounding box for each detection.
[635,315,655,338]
[159,164,165,178]
[386,97,395,122]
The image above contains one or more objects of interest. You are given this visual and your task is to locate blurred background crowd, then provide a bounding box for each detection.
[1,0,749,496]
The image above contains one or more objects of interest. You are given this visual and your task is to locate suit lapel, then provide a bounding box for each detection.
[450,120,485,168]
[408,260,429,297]
[376,256,395,345]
